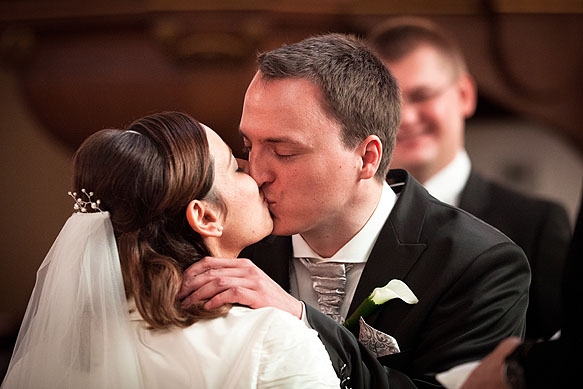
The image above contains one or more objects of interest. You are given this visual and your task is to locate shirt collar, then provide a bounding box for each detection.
[424,149,471,206]
[292,181,397,263]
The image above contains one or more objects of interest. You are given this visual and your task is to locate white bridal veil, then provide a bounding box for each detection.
[1,212,142,388]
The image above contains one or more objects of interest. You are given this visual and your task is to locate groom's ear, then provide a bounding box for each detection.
[185,200,223,237]
[358,135,382,180]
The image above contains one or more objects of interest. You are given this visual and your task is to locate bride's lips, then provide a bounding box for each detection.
[260,192,273,208]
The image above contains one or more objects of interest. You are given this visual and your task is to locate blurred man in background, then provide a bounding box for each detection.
[368,17,572,340]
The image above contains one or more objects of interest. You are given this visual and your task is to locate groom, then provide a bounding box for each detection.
[180,33,530,388]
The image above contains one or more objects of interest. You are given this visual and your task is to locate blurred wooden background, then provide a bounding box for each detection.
[2,1,582,153]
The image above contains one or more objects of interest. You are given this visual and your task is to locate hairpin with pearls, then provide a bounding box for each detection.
[68,189,104,213]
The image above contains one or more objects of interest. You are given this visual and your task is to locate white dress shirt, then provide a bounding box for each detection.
[424,149,472,207]
[291,181,397,321]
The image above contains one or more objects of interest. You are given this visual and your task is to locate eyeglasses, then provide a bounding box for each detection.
[401,82,455,106]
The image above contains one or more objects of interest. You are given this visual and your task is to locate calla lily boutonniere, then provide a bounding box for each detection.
[343,279,418,330]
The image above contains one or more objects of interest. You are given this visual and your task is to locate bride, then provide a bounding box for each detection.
[1,111,339,388]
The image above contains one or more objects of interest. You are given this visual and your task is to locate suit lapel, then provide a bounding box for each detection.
[348,170,427,318]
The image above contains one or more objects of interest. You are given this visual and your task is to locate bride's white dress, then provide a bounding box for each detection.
[131,305,339,388]
[2,305,339,389]
[1,214,339,389]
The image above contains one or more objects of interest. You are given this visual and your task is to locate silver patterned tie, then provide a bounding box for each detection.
[298,258,354,324]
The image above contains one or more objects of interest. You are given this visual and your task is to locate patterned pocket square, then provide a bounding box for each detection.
[358,317,400,358]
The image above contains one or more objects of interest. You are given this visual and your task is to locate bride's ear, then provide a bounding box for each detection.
[185,200,223,237]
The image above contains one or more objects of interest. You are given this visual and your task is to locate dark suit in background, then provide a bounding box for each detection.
[515,187,581,388]
[243,170,531,387]
[459,181,581,388]
[459,170,572,340]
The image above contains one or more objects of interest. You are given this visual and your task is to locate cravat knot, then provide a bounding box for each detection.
[298,258,353,323]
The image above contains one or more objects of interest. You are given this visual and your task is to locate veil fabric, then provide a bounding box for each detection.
[1,212,142,388]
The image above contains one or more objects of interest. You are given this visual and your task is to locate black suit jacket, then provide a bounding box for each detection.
[509,184,581,388]
[242,170,530,387]
[459,171,572,339]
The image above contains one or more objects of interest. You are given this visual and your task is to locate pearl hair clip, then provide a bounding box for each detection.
[68,189,104,213]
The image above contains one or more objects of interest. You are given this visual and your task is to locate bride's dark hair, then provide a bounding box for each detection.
[72,111,229,329]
